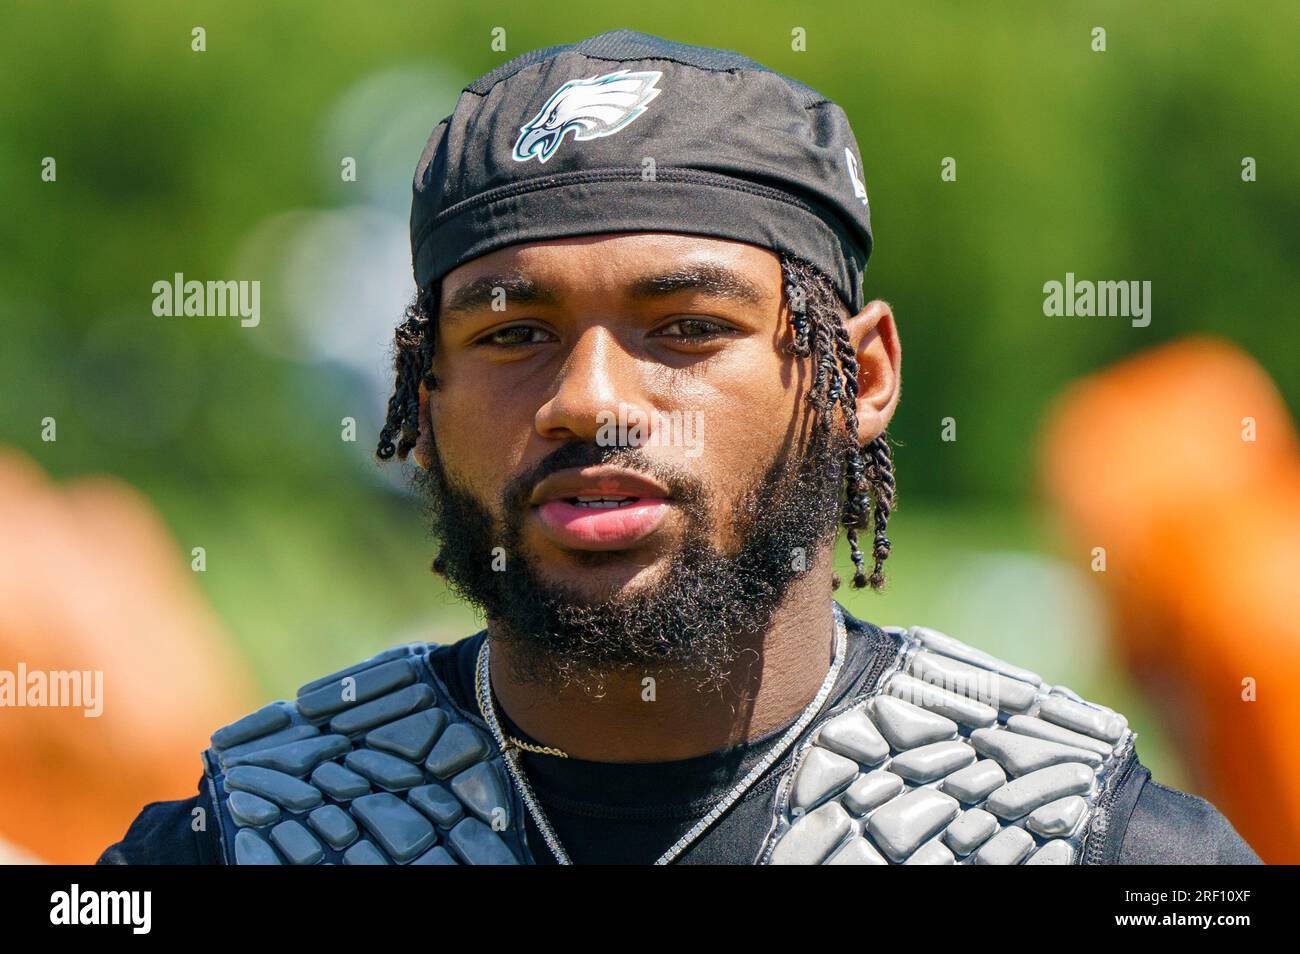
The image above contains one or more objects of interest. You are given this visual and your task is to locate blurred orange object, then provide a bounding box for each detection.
[0,450,254,863]
[1040,335,1300,863]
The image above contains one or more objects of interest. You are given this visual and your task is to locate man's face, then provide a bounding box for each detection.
[415,232,848,683]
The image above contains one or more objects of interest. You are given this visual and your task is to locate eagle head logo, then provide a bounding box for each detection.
[513,69,663,164]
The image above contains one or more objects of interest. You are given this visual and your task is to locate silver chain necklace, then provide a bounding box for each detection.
[474,604,848,865]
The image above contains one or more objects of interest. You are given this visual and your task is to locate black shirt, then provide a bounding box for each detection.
[97,611,1262,865]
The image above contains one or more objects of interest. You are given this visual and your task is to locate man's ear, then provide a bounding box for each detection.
[844,299,901,444]
[414,380,434,470]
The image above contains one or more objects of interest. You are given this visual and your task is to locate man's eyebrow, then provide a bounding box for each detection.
[627,262,769,308]
[441,273,559,319]
[440,261,770,320]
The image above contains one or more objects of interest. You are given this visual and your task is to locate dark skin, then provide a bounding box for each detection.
[415,232,901,761]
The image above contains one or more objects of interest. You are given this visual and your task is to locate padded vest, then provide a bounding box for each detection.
[202,622,1136,865]
[759,625,1136,864]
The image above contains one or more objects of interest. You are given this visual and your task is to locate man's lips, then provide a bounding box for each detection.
[528,466,674,550]
[535,499,672,549]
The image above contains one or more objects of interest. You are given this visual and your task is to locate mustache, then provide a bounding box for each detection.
[500,442,707,516]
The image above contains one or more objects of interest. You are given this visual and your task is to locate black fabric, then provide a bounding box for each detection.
[1119,771,1262,864]
[96,606,1263,865]
[96,785,219,866]
[410,28,874,311]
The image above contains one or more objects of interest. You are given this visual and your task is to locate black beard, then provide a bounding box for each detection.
[412,423,848,689]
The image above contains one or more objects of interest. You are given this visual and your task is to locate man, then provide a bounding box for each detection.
[100,29,1259,865]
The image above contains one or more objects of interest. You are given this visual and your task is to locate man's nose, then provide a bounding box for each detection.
[533,327,655,446]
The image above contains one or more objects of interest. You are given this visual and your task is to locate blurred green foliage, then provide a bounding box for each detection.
[0,2,1295,789]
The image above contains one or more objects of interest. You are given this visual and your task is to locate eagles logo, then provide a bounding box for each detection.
[512,69,663,164]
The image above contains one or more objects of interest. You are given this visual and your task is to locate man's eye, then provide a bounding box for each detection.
[475,325,552,347]
[655,318,731,339]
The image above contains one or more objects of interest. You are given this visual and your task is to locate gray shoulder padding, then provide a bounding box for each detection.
[760,625,1137,865]
[202,642,530,865]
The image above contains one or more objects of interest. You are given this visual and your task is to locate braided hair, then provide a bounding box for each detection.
[376,254,896,590]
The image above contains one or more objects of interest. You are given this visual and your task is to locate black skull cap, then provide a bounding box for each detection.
[411,28,874,311]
